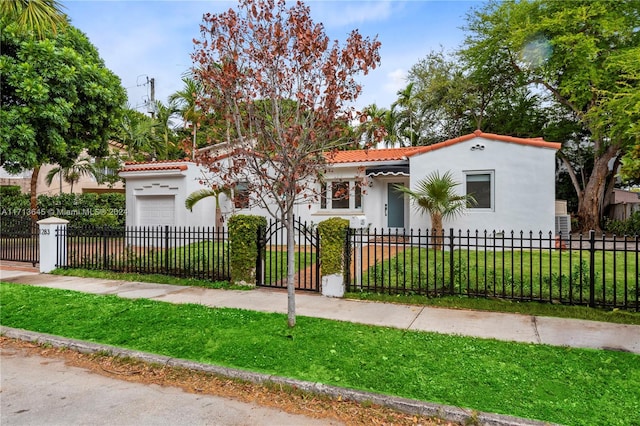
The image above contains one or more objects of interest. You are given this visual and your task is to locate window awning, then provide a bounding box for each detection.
[365,165,410,177]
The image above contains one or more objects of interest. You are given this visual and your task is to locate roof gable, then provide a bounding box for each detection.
[407,130,561,156]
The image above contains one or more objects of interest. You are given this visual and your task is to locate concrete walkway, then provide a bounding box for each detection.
[1,268,639,354]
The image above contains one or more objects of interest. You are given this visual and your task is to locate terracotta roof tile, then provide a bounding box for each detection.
[408,130,561,156]
[326,147,420,164]
[123,159,190,166]
[120,164,188,173]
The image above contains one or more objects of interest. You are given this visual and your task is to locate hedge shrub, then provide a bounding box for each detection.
[318,217,349,276]
[604,211,640,236]
[228,214,267,284]
[0,193,125,226]
[0,185,22,197]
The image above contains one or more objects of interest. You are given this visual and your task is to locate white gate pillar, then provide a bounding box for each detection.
[37,217,69,273]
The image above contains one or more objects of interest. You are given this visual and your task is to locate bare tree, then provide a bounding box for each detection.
[192,0,381,327]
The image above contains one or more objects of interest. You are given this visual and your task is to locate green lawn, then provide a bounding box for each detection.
[63,239,316,285]
[65,240,230,281]
[1,282,638,426]
[355,248,639,309]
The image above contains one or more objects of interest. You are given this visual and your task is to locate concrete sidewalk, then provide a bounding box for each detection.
[2,268,639,354]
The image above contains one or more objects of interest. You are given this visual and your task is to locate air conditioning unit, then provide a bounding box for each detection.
[555,215,571,236]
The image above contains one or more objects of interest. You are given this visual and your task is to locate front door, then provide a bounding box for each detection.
[387,183,405,229]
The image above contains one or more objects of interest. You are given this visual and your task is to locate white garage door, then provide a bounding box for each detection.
[137,196,175,226]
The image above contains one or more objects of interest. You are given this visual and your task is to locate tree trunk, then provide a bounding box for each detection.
[30,166,40,224]
[576,146,618,232]
[285,208,296,328]
[601,156,621,221]
[431,213,444,250]
[215,207,224,228]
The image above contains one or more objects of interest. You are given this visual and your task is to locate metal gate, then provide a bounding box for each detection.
[256,217,320,292]
[0,216,39,266]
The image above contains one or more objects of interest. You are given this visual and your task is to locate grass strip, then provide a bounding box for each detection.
[1,283,639,426]
[50,268,250,290]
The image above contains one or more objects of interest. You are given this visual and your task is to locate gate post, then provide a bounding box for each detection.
[318,218,350,297]
[37,217,69,273]
[255,224,265,286]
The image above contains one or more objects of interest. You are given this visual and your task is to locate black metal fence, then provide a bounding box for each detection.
[0,215,39,266]
[257,217,320,291]
[345,228,640,311]
[56,225,230,282]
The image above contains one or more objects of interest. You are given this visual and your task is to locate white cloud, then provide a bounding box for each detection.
[385,68,407,94]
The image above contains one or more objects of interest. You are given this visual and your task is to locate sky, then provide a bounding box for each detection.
[63,0,484,114]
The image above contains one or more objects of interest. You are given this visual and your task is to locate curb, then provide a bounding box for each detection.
[1,327,554,426]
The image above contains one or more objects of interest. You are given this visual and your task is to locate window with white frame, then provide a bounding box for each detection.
[465,172,493,209]
[319,180,362,210]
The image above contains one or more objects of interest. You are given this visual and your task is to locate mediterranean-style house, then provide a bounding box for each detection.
[119,131,561,234]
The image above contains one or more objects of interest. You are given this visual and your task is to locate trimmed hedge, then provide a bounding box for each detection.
[0,185,22,197]
[0,193,125,226]
[228,214,267,284]
[318,217,349,276]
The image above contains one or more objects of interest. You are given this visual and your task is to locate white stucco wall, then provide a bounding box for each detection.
[121,162,217,228]
[408,136,557,234]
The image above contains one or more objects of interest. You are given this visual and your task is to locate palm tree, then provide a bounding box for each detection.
[1,0,67,38]
[150,100,180,160]
[395,171,476,248]
[360,104,386,146]
[392,82,421,146]
[169,77,203,159]
[45,156,98,193]
[360,104,403,148]
[117,107,155,159]
[185,187,231,228]
[382,108,403,148]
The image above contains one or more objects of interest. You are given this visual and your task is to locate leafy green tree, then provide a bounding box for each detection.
[407,49,547,145]
[0,0,67,39]
[0,20,126,220]
[460,0,640,230]
[620,145,640,185]
[94,152,126,189]
[44,156,98,193]
[395,171,475,248]
[407,50,478,144]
